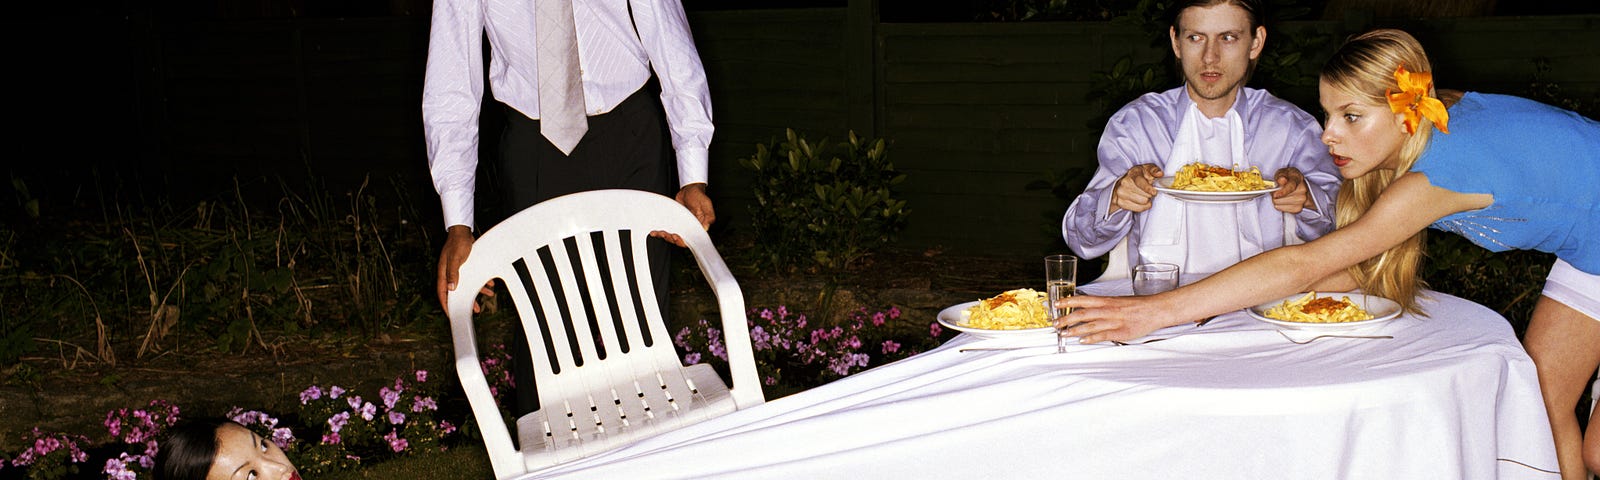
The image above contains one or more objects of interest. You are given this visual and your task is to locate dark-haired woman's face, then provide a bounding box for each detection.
[206,424,299,480]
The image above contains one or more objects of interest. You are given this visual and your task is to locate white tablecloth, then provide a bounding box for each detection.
[518,284,1557,479]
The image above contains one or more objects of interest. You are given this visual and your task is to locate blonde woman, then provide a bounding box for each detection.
[1058,29,1599,478]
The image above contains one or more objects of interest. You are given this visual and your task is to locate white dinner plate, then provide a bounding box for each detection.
[936,301,1055,339]
[1153,177,1281,204]
[1246,293,1403,331]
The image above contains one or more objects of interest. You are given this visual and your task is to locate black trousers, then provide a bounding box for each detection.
[498,86,676,417]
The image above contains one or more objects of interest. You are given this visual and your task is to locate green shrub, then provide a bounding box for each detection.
[739,129,910,275]
[1422,231,1551,337]
[0,173,437,367]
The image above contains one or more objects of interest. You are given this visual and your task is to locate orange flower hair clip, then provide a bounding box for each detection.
[1385,65,1450,135]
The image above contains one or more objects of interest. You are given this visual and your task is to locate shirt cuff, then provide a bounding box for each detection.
[1095,187,1127,223]
[439,188,476,232]
[675,146,710,187]
[1296,179,1328,221]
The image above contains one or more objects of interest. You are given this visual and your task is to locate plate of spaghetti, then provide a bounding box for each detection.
[1153,163,1280,203]
[1246,292,1402,331]
[937,288,1056,339]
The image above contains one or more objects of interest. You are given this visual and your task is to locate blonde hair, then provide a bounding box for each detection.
[1319,29,1449,313]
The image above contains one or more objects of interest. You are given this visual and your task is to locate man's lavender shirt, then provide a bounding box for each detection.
[1061,86,1340,271]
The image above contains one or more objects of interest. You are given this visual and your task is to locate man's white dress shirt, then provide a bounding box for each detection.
[423,0,713,230]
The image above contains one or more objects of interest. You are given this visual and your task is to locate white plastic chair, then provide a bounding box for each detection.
[446,189,764,479]
[1094,212,1302,282]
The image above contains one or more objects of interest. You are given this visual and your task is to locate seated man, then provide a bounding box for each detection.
[1063,0,1340,277]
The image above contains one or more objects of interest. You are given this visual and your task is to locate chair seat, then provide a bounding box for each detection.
[515,363,735,467]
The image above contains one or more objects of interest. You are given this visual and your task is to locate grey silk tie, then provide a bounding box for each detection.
[535,0,588,155]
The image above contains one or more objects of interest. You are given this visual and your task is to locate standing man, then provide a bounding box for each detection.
[1063,0,1339,278]
[423,0,715,415]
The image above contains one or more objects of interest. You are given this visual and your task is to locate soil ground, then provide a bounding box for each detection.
[0,248,1047,454]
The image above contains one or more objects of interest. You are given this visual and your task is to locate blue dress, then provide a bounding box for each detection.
[1410,92,1600,274]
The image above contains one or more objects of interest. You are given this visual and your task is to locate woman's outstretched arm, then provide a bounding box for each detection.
[1058,173,1490,343]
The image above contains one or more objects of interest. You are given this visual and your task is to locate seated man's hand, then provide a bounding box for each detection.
[1271,167,1315,215]
[1110,164,1163,214]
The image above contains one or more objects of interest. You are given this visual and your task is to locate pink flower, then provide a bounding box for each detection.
[322,432,342,445]
[412,396,438,412]
[347,395,364,410]
[439,420,457,434]
[105,410,125,435]
[384,431,409,452]
[381,387,401,410]
[709,340,727,361]
[228,409,278,429]
[750,326,771,350]
[138,443,157,468]
[889,306,901,319]
[328,411,350,433]
[871,311,886,326]
[882,340,902,354]
[270,428,295,449]
[415,370,429,383]
[329,386,345,399]
[104,457,137,480]
[388,410,406,425]
[300,385,323,404]
[359,402,377,421]
[684,352,702,365]
[930,322,943,337]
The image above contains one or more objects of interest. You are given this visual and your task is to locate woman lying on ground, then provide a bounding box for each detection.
[1057,28,1599,478]
[155,418,302,480]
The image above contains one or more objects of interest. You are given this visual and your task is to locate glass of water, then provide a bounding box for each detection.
[1132,263,1180,296]
[1045,254,1077,353]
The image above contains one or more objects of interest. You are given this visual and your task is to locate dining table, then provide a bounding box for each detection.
[515,280,1558,479]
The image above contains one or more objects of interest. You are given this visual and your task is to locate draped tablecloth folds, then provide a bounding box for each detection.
[516,281,1558,479]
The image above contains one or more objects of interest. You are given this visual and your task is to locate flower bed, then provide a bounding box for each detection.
[3,303,946,478]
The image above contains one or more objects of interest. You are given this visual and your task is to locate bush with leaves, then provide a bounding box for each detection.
[289,370,457,475]
[1421,234,1551,337]
[740,129,909,274]
[674,305,944,391]
[5,428,90,480]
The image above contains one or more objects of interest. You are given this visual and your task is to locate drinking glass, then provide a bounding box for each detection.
[1045,254,1077,353]
[1132,263,1180,296]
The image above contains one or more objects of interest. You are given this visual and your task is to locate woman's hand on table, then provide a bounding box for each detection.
[1054,294,1190,344]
